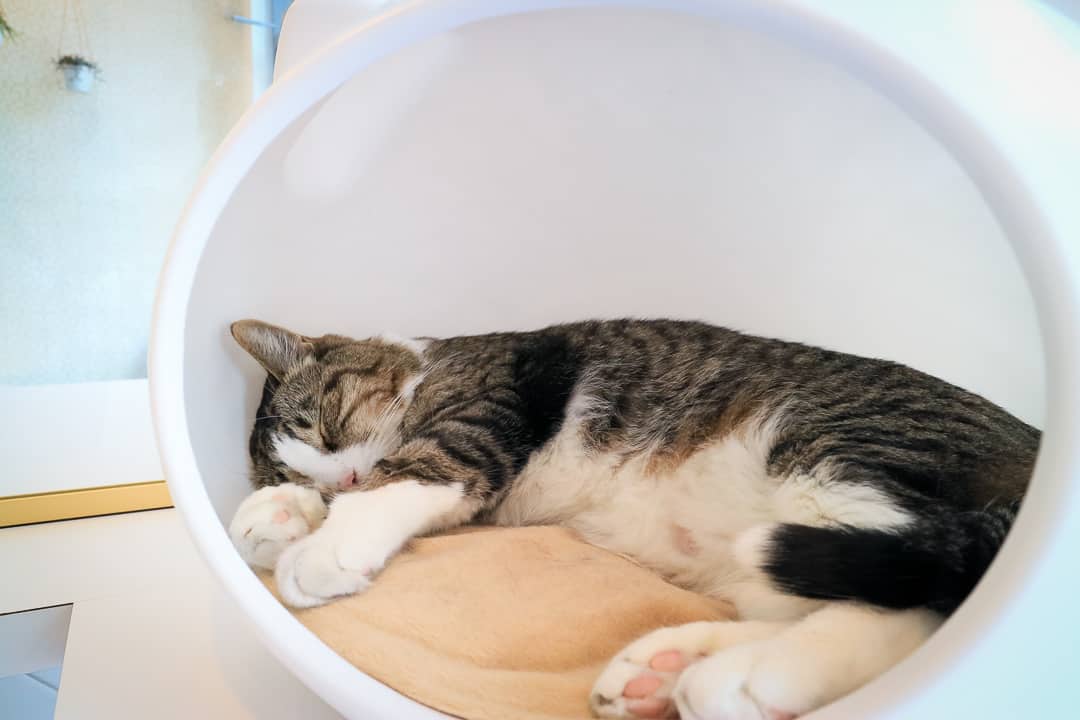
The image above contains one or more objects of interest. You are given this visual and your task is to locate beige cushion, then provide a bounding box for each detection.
[261,526,733,720]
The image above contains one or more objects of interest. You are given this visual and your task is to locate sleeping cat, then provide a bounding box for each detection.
[227,318,1037,720]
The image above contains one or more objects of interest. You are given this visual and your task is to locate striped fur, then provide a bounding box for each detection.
[233,318,1037,612]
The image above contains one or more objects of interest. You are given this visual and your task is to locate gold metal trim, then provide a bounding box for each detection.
[0,481,173,528]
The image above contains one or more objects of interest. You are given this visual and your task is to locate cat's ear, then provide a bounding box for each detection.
[230,320,315,381]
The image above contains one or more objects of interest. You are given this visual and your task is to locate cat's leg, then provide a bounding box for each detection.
[591,620,789,719]
[272,397,540,607]
[671,603,941,720]
[274,479,478,607]
[229,483,328,569]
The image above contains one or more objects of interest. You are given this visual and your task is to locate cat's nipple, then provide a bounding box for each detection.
[671,524,701,557]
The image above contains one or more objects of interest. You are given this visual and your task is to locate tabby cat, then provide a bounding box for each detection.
[227,318,1037,720]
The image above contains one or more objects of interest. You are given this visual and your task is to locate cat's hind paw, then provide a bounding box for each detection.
[228,483,327,570]
[590,621,788,719]
[591,646,694,718]
[672,643,801,720]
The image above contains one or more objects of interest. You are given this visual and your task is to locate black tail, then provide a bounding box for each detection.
[758,503,1019,615]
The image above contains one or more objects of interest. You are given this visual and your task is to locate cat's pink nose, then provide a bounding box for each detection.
[338,470,356,490]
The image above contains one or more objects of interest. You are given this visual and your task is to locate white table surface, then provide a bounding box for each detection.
[0,509,342,720]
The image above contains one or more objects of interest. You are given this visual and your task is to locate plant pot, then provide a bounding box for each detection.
[61,63,95,93]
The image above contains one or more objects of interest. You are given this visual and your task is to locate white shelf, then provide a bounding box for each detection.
[0,509,340,719]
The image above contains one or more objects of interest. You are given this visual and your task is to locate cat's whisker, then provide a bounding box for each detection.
[370,393,403,438]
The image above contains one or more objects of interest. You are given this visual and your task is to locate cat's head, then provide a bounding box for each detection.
[230,320,426,493]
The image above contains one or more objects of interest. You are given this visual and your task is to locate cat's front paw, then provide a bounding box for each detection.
[273,524,388,608]
[228,484,327,570]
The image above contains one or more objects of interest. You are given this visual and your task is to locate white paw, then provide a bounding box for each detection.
[272,481,472,608]
[228,484,327,570]
[591,622,785,719]
[674,643,802,720]
[273,523,389,608]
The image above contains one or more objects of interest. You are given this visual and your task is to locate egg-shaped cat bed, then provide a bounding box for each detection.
[150,1,1080,718]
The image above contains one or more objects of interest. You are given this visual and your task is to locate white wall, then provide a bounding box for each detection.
[0,0,254,385]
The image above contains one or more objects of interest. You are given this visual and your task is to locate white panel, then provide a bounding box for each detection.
[0,380,163,496]
[55,571,340,720]
[0,509,338,719]
[0,606,71,678]
[276,0,396,80]
[0,510,203,614]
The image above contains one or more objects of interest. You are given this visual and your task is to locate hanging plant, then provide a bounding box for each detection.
[0,3,17,45]
[56,54,100,93]
[55,0,100,92]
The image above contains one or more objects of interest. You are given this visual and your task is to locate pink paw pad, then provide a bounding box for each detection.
[619,649,703,718]
[272,509,291,524]
[611,649,705,718]
[649,650,691,673]
[623,674,662,699]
